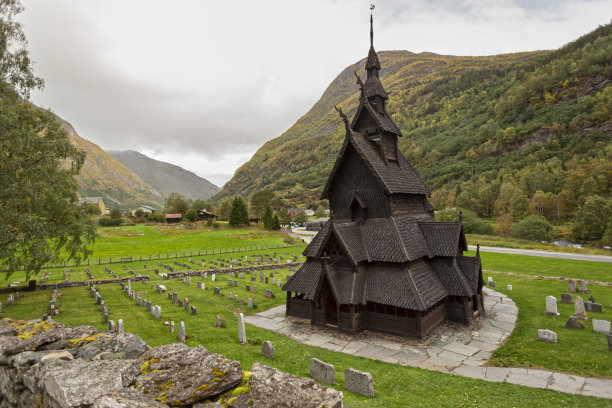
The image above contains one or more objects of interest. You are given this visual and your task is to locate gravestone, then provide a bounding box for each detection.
[592,303,603,313]
[538,329,557,342]
[178,299,183,307]
[565,316,584,329]
[228,291,232,300]
[248,298,254,309]
[172,292,178,303]
[42,313,48,321]
[234,295,238,303]
[240,273,245,279]
[560,294,573,304]
[152,306,161,319]
[251,277,256,282]
[246,284,250,292]
[310,358,335,384]
[585,301,593,312]
[265,277,269,284]
[170,321,175,333]
[593,319,611,335]
[487,276,493,283]
[191,306,197,315]
[489,281,496,288]
[184,299,189,311]
[568,279,576,293]
[168,293,172,300]
[271,278,275,285]
[574,296,588,319]
[607,335,612,352]
[212,274,216,282]
[178,321,185,342]
[345,368,374,397]
[237,313,247,344]
[252,285,257,293]
[216,315,222,328]
[109,320,115,332]
[507,285,512,291]
[277,280,282,287]
[577,280,588,293]
[117,319,124,335]
[262,340,274,359]
[214,287,220,295]
[128,280,131,293]
[545,296,559,316]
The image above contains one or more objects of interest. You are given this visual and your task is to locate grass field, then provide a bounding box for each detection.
[2,268,610,407]
[484,273,612,377]
[465,250,612,283]
[466,234,612,256]
[2,226,612,406]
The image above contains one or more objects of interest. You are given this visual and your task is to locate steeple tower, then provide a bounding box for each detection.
[364,9,389,108]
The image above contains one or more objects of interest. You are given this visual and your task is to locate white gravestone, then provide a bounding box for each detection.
[545,296,559,316]
[538,329,557,342]
[178,321,185,342]
[237,313,247,344]
[593,319,611,335]
[117,319,124,334]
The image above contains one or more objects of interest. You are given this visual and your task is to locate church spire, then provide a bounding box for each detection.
[364,6,387,100]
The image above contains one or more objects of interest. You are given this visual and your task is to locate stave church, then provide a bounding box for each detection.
[282,13,485,339]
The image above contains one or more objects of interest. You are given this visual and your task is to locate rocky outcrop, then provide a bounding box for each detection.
[0,319,344,407]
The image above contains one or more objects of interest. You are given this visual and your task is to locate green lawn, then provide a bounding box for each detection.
[466,250,612,283]
[487,273,612,377]
[2,270,609,407]
[466,234,612,256]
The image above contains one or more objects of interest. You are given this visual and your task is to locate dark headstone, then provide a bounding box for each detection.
[565,316,584,329]
[560,293,573,304]
[588,295,595,303]
[607,334,612,352]
[591,303,603,313]
[585,301,593,312]
[489,281,496,288]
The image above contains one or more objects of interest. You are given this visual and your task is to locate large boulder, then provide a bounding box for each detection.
[25,358,141,407]
[93,388,167,408]
[134,343,242,406]
[250,363,344,408]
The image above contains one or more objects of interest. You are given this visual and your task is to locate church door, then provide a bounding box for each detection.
[325,288,338,326]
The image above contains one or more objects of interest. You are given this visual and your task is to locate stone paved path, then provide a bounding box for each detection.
[245,287,612,399]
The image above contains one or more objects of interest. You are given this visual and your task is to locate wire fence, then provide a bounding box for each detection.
[40,243,302,270]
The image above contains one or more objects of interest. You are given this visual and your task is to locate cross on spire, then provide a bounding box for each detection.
[370,4,375,47]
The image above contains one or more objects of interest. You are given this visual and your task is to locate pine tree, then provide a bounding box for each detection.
[229,197,249,227]
[272,214,281,230]
[262,205,273,229]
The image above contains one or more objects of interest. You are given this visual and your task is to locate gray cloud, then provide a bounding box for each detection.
[19,0,612,185]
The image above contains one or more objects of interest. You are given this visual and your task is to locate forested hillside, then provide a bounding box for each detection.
[215,24,611,241]
[108,150,220,201]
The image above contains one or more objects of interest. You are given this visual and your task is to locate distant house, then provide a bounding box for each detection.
[165,213,182,223]
[196,209,217,221]
[79,197,109,216]
[131,205,158,217]
[287,207,307,217]
[305,209,315,217]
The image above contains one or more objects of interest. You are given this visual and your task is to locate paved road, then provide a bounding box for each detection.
[468,245,612,263]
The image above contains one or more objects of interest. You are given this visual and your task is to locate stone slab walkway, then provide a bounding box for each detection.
[245,287,612,399]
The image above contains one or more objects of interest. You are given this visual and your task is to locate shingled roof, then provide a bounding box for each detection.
[282,260,323,300]
[303,216,466,266]
[419,222,467,256]
[350,95,401,136]
[322,131,430,199]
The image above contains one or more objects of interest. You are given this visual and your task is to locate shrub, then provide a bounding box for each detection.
[435,207,493,235]
[98,217,123,227]
[185,208,197,222]
[512,215,554,242]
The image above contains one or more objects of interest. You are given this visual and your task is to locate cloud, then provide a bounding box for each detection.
[19,0,612,184]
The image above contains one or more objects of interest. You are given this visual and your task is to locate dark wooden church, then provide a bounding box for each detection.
[282,14,484,339]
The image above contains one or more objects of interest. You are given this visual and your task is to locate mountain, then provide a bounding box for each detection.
[107,150,220,201]
[213,24,612,223]
[55,116,165,210]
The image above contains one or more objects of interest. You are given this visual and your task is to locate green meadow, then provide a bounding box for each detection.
[1,226,612,407]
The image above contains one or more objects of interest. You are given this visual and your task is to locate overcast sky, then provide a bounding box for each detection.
[19,0,612,186]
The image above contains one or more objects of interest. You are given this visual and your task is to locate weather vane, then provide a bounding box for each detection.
[370,4,375,12]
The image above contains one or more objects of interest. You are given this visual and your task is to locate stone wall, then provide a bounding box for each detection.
[0,318,343,408]
[166,262,302,279]
[0,276,151,295]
